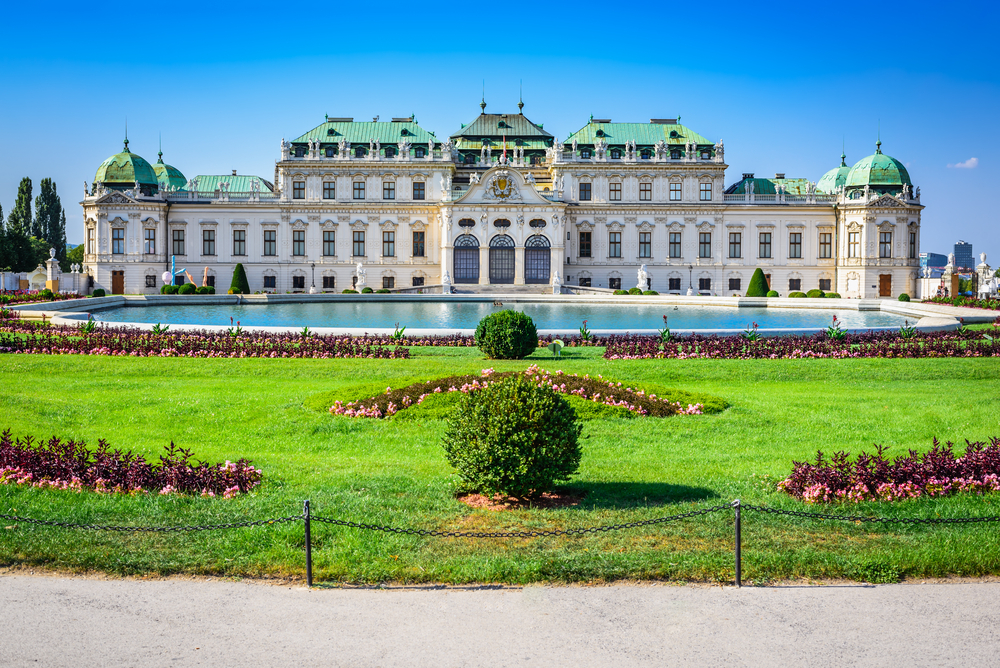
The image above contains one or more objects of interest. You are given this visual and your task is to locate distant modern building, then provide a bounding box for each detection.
[920,252,948,268]
[954,241,973,270]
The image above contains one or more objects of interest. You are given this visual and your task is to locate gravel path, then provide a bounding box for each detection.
[2,576,997,667]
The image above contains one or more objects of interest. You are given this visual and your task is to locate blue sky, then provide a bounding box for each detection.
[1,0,997,262]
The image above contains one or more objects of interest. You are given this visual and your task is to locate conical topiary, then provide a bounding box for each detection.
[745,268,770,297]
[230,263,250,295]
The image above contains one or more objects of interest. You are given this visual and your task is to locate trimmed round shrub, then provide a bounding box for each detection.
[91,288,106,298]
[825,292,842,298]
[207,286,216,294]
[162,285,179,295]
[898,293,911,302]
[161,286,170,294]
[376,288,390,293]
[475,310,537,360]
[230,263,250,295]
[613,289,628,295]
[642,290,659,295]
[789,291,807,298]
[342,289,358,294]
[178,283,196,295]
[39,289,54,300]
[628,287,643,295]
[443,374,583,499]
[361,286,374,294]
[745,268,770,297]
[766,290,779,297]
[806,289,825,298]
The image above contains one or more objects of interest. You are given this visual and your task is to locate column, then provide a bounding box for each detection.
[515,246,525,285]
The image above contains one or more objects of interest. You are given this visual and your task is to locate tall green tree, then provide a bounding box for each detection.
[56,210,68,262]
[0,196,34,272]
[0,202,9,272]
[34,178,62,246]
[7,177,32,237]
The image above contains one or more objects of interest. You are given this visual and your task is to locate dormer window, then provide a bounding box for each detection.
[400,128,409,136]
[610,148,621,159]
[596,129,605,137]
[497,121,509,129]
[294,146,306,158]
[515,139,523,146]
[700,150,710,159]
[640,149,651,160]
[325,147,335,157]
[670,149,681,159]
[580,149,592,159]
[464,154,475,164]
[415,147,425,158]
[384,146,396,158]
[354,146,366,158]
[669,130,680,138]
[327,128,336,136]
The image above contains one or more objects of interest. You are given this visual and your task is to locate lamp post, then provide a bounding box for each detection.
[688,264,693,291]
[310,262,315,289]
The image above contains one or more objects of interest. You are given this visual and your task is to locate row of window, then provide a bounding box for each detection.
[578,182,712,202]
[293,181,425,200]
[576,148,709,160]
[295,146,430,159]
[585,276,835,293]
[128,229,428,259]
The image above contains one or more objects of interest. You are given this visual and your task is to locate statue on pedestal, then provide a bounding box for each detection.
[636,264,649,291]
[355,262,367,288]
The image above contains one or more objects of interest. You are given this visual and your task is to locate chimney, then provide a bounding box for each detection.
[774,173,785,179]
[232,170,237,176]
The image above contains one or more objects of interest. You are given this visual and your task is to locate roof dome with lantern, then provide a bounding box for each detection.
[816,151,852,193]
[94,137,158,193]
[844,140,911,194]
[152,149,187,190]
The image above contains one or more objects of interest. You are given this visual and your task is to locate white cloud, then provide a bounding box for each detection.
[948,157,979,169]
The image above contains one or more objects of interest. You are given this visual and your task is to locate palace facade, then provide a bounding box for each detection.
[81,103,923,298]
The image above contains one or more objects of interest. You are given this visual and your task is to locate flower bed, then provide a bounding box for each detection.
[924,296,1000,311]
[778,438,1000,503]
[603,329,1000,360]
[330,365,705,419]
[0,290,78,306]
[0,429,262,497]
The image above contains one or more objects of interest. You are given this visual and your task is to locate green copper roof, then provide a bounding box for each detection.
[845,142,911,189]
[816,153,851,193]
[454,138,551,151]
[725,175,777,195]
[565,121,713,146]
[449,112,553,141]
[191,174,275,193]
[292,119,436,145]
[153,152,187,190]
[94,140,158,186]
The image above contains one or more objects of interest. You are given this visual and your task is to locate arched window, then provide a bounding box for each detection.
[525,234,550,247]
[490,235,515,248]
[455,234,480,247]
[524,235,551,284]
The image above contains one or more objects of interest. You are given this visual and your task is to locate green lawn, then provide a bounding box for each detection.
[2,347,1000,585]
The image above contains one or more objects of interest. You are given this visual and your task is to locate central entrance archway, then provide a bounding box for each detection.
[489,235,515,284]
[524,235,551,284]
[453,234,480,283]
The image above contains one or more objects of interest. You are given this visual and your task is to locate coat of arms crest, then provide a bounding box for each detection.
[484,169,520,201]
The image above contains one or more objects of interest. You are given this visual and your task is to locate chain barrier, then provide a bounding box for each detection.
[739,503,1000,525]
[0,511,302,533]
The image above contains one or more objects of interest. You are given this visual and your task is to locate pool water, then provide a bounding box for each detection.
[93,301,910,331]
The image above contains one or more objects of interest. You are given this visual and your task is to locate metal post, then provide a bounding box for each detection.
[304,499,313,588]
[733,499,742,588]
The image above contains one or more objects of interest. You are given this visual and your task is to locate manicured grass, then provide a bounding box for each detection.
[2,348,1000,585]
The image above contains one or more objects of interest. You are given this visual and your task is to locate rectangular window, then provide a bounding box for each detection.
[729,232,742,259]
[699,277,712,291]
[669,232,682,258]
[264,230,276,256]
[789,232,802,259]
[202,229,216,256]
[578,277,591,287]
[87,228,95,255]
[323,231,336,256]
[112,228,125,254]
[880,231,892,258]
[353,181,365,199]
[353,231,365,256]
[292,275,305,290]
[668,277,681,291]
[412,231,425,257]
[609,182,621,201]
[383,277,395,289]
[579,232,591,258]
[699,232,712,258]
[759,232,772,259]
[143,229,155,254]
[175,273,186,286]
[322,275,336,289]
[579,182,592,201]
[639,232,651,258]
[206,275,215,288]
[609,277,621,290]
[412,182,425,200]
[700,183,712,201]
[639,182,652,201]
[382,231,395,257]
[323,182,335,199]
[293,181,305,199]
[412,276,425,287]
[172,230,185,256]
[263,275,276,289]
[293,230,305,256]
[608,231,621,258]
[819,278,832,291]
[233,230,246,256]
[820,233,832,258]
[145,275,157,288]
[669,183,682,201]
[729,278,741,291]
[909,231,916,259]
[848,231,860,258]
[383,181,395,200]
[789,278,801,291]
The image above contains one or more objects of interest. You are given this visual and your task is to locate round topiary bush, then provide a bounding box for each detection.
[161,286,170,294]
[613,289,628,295]
[162,285,178,295]
[825,292,842,298]
[898,293,911,302]
[745,268,770,297]
[342,289,358,294]
[361,286,374,294]
[475,310,538,360]
[91,288,106,298]
[643,290,659,295]
[789,291,807,298]
[178,283,195,295]
[806,289,825,298]
[376,288,390,293]
[39,289,54,300]
[443,374,583,500]
[766,290,779,297]
[628,287,643,295]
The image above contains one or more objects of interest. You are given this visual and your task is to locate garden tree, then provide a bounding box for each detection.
[7,178,32,237]
[33,178,62,247]
[745,268,770,297]
[29,236,50,268]
[230,263,250,294]
[0,198,34,272]
[54,210,68,263]
[63,242,83,272]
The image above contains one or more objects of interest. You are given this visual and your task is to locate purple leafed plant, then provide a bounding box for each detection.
[778,437,1000,503]
[0,429,262,497]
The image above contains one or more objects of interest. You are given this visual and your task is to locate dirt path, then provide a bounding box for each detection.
[2,575,997,667]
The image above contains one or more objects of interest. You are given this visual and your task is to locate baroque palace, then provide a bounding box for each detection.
[81,101,923,298]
